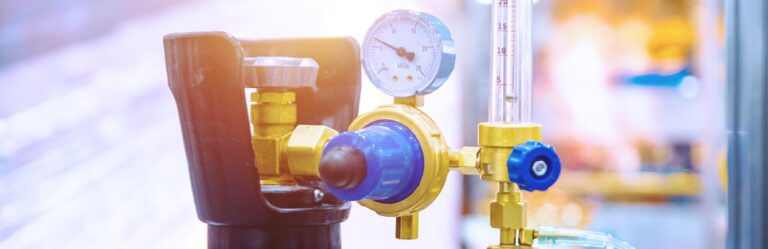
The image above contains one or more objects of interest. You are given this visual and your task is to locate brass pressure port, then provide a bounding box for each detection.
[396,213,419,240]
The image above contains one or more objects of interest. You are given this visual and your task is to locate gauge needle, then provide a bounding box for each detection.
[374,37,415,62]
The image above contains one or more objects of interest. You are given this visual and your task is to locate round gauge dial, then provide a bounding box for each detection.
[362,10,455,97]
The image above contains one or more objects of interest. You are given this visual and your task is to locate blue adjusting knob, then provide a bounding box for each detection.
[507,141,561,192]
[319,120,424,203]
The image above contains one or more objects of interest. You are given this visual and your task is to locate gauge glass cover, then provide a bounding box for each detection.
[362,10,455,97]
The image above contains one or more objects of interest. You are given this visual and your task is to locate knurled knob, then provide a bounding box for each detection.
[507,141,561,191]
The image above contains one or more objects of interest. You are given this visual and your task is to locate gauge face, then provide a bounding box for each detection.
[362,10,455,97]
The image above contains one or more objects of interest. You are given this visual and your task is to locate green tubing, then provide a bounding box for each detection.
[535,226,635,249]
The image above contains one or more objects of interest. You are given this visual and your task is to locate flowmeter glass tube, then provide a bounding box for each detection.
[489,0,532,124]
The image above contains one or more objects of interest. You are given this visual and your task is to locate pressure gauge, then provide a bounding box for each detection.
[362,10,455,97]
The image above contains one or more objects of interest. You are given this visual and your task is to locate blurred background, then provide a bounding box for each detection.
[0,0,727,248]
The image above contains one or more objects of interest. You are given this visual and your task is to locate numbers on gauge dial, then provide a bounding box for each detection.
[365,16,440,92]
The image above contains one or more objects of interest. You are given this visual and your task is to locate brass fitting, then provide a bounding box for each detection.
[518,229,538,246]
[478,123,542,182]
[252,136,287,176]
[396,213,419,240]
[250,91,297,183]
[480,147,515,182]
[450,146,481,175]
[394,96,424,107]
[478,123,541,248]
[251,92,297,137]
[490,183,526,231]
[285,125,338,178]
[250,91,340,182]
[490,182,528,248]
[245,57,321,185]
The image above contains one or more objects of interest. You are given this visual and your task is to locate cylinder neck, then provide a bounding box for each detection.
[208,224,342,249]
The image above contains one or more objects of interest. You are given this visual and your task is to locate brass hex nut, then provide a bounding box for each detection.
[489,199,526,229]
[286,125,338,178]
[250,92,297,127]
[455,146,481,175]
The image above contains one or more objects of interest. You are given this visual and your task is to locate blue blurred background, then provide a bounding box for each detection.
[0,0,727,248]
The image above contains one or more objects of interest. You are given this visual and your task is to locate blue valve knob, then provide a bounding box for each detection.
[319,120,424,203]
[507,141,561,191]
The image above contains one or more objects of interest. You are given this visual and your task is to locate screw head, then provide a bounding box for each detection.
[532,160,548,177]
[313,189,325,202]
